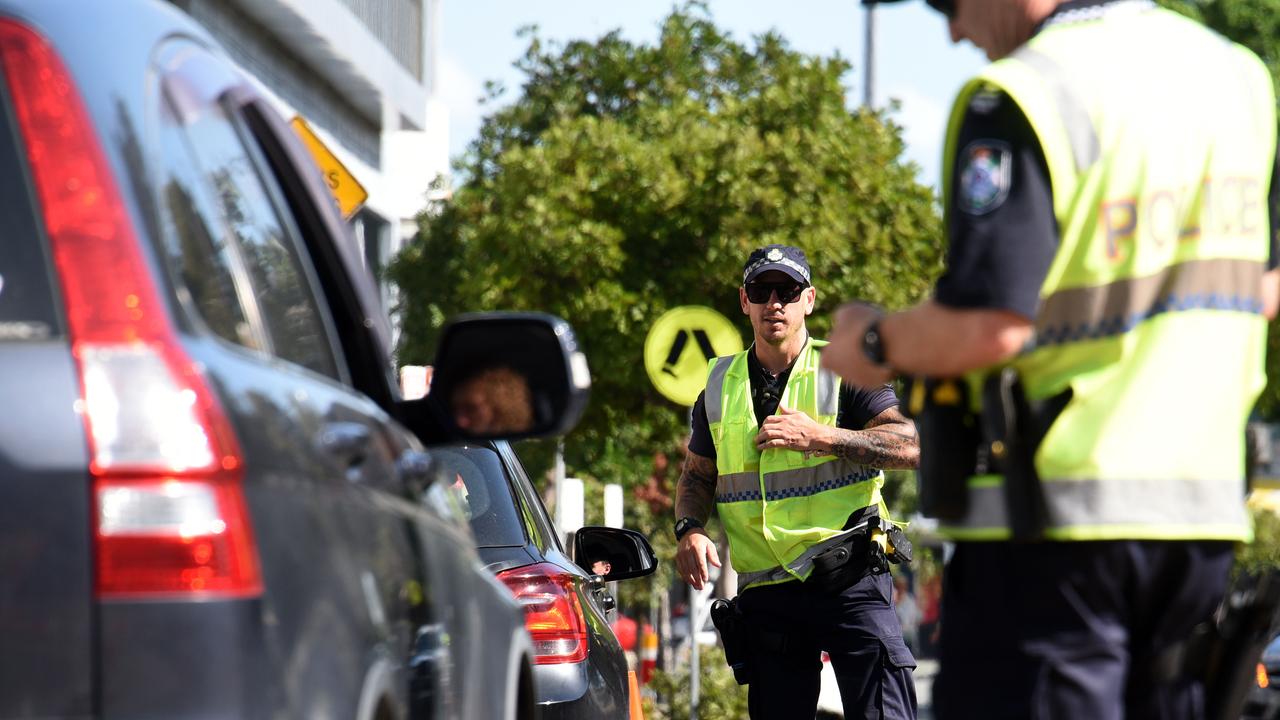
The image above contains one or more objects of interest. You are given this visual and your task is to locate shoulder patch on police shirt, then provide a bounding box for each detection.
[958,140,1012,215]
[968,88,1003,115]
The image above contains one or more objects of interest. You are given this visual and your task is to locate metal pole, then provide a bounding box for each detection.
[554,440,566,546]
[863,2,876,108]
[690,583,701,720]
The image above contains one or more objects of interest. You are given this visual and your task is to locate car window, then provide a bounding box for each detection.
[499,443,560,553]
[427,445,526,547]
[161,85,340,379]
[156,98,262,352]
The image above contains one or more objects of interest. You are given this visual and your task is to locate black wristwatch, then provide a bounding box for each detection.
[674,516,704,542]
[862,318,888,368]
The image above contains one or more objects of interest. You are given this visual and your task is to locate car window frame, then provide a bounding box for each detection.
[495,442,563,555]
[229,90,399,411]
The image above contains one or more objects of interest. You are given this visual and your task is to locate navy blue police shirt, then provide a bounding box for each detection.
[937,72,1280,320]
[687,345,900,459]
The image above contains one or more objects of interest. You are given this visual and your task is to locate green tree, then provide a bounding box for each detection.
[389,5,943,536]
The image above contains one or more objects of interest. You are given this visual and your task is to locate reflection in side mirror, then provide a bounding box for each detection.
[430,313,591,441]
[574,526,658,582]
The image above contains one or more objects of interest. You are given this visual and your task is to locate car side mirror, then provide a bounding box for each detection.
[574,526,658,582]
[406,313,590,442]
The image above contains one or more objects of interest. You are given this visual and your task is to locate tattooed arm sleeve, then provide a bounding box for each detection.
[819,405,920,469]
[675,450,718,522]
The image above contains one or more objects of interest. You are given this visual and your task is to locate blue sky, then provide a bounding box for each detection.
[440,1,985,189]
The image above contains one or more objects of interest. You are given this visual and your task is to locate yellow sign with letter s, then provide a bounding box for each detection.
[289,116,368,219]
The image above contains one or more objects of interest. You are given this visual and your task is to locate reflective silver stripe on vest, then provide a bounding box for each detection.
[704,356,734,425]
[950,476,1249,532]
[1009,46,1100,173]
[1034,257,1264,347]
[716,461,880,504]
[716,470,760,503]
[736,527,866,591]
[817,367,840,418]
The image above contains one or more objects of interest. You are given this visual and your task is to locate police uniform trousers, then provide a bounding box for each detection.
[737,568,918,719]
[933,540,1233,720]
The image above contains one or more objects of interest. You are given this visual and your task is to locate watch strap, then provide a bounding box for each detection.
[674,516,704,541]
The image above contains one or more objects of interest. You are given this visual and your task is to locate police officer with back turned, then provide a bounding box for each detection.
[822,1,1280,718]
[675,244,920,719]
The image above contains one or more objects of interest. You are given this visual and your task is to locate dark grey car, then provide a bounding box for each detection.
[430,442,657,718]
[0,1,591,717]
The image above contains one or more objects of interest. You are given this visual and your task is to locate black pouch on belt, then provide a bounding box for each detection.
[809,532,870,593]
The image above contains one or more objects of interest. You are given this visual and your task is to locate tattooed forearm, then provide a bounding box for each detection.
[675,451,718,521]
[812,407,920,469]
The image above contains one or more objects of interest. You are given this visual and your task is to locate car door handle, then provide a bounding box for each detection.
[318,421,371,467]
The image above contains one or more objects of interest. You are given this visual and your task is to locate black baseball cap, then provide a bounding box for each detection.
[742,244,811,285]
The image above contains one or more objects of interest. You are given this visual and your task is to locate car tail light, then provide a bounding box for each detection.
[0,19,262,598]
[1259,662,1270,690]
[497,563,589,664]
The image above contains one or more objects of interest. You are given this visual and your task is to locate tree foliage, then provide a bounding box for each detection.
[389,5,942,527]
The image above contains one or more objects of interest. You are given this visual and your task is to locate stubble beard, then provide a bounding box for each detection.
[758,317,793,347]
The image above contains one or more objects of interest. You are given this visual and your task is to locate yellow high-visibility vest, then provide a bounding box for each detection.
[939,7,1274,541]
[707,339,887,588]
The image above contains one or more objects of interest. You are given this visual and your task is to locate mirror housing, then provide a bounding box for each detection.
[574,526,658,582]
[400,313,590,443]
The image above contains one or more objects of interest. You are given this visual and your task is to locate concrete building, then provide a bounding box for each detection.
[166,0,448,321]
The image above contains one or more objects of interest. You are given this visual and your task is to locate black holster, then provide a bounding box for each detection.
[979,368,1070,541]
[905,371,1069,539]
[903,377,980,522]
[710,597,751,685]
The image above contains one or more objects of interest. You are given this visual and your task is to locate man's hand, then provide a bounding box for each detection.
[755,405,832,452]
[822,302,894,387]
[675,529,721,590]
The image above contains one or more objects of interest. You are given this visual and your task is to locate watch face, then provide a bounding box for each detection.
[675,517,699,538]
[862,321,886,366]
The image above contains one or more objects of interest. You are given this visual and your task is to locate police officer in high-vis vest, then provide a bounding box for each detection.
[821,1,1280,717]
[674,245,921,719]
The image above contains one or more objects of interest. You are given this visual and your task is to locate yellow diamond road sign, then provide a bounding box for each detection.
[644,306,744,406]
[289,116,369,220]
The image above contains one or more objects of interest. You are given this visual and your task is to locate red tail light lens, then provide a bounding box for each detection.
[497,563,589,664]
[0,19,262,598]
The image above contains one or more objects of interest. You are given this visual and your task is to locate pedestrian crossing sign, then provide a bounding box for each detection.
[644,306,743,406]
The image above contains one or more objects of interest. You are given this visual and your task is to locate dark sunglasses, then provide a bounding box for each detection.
[744,281,807,305]
[925,0,955,18]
